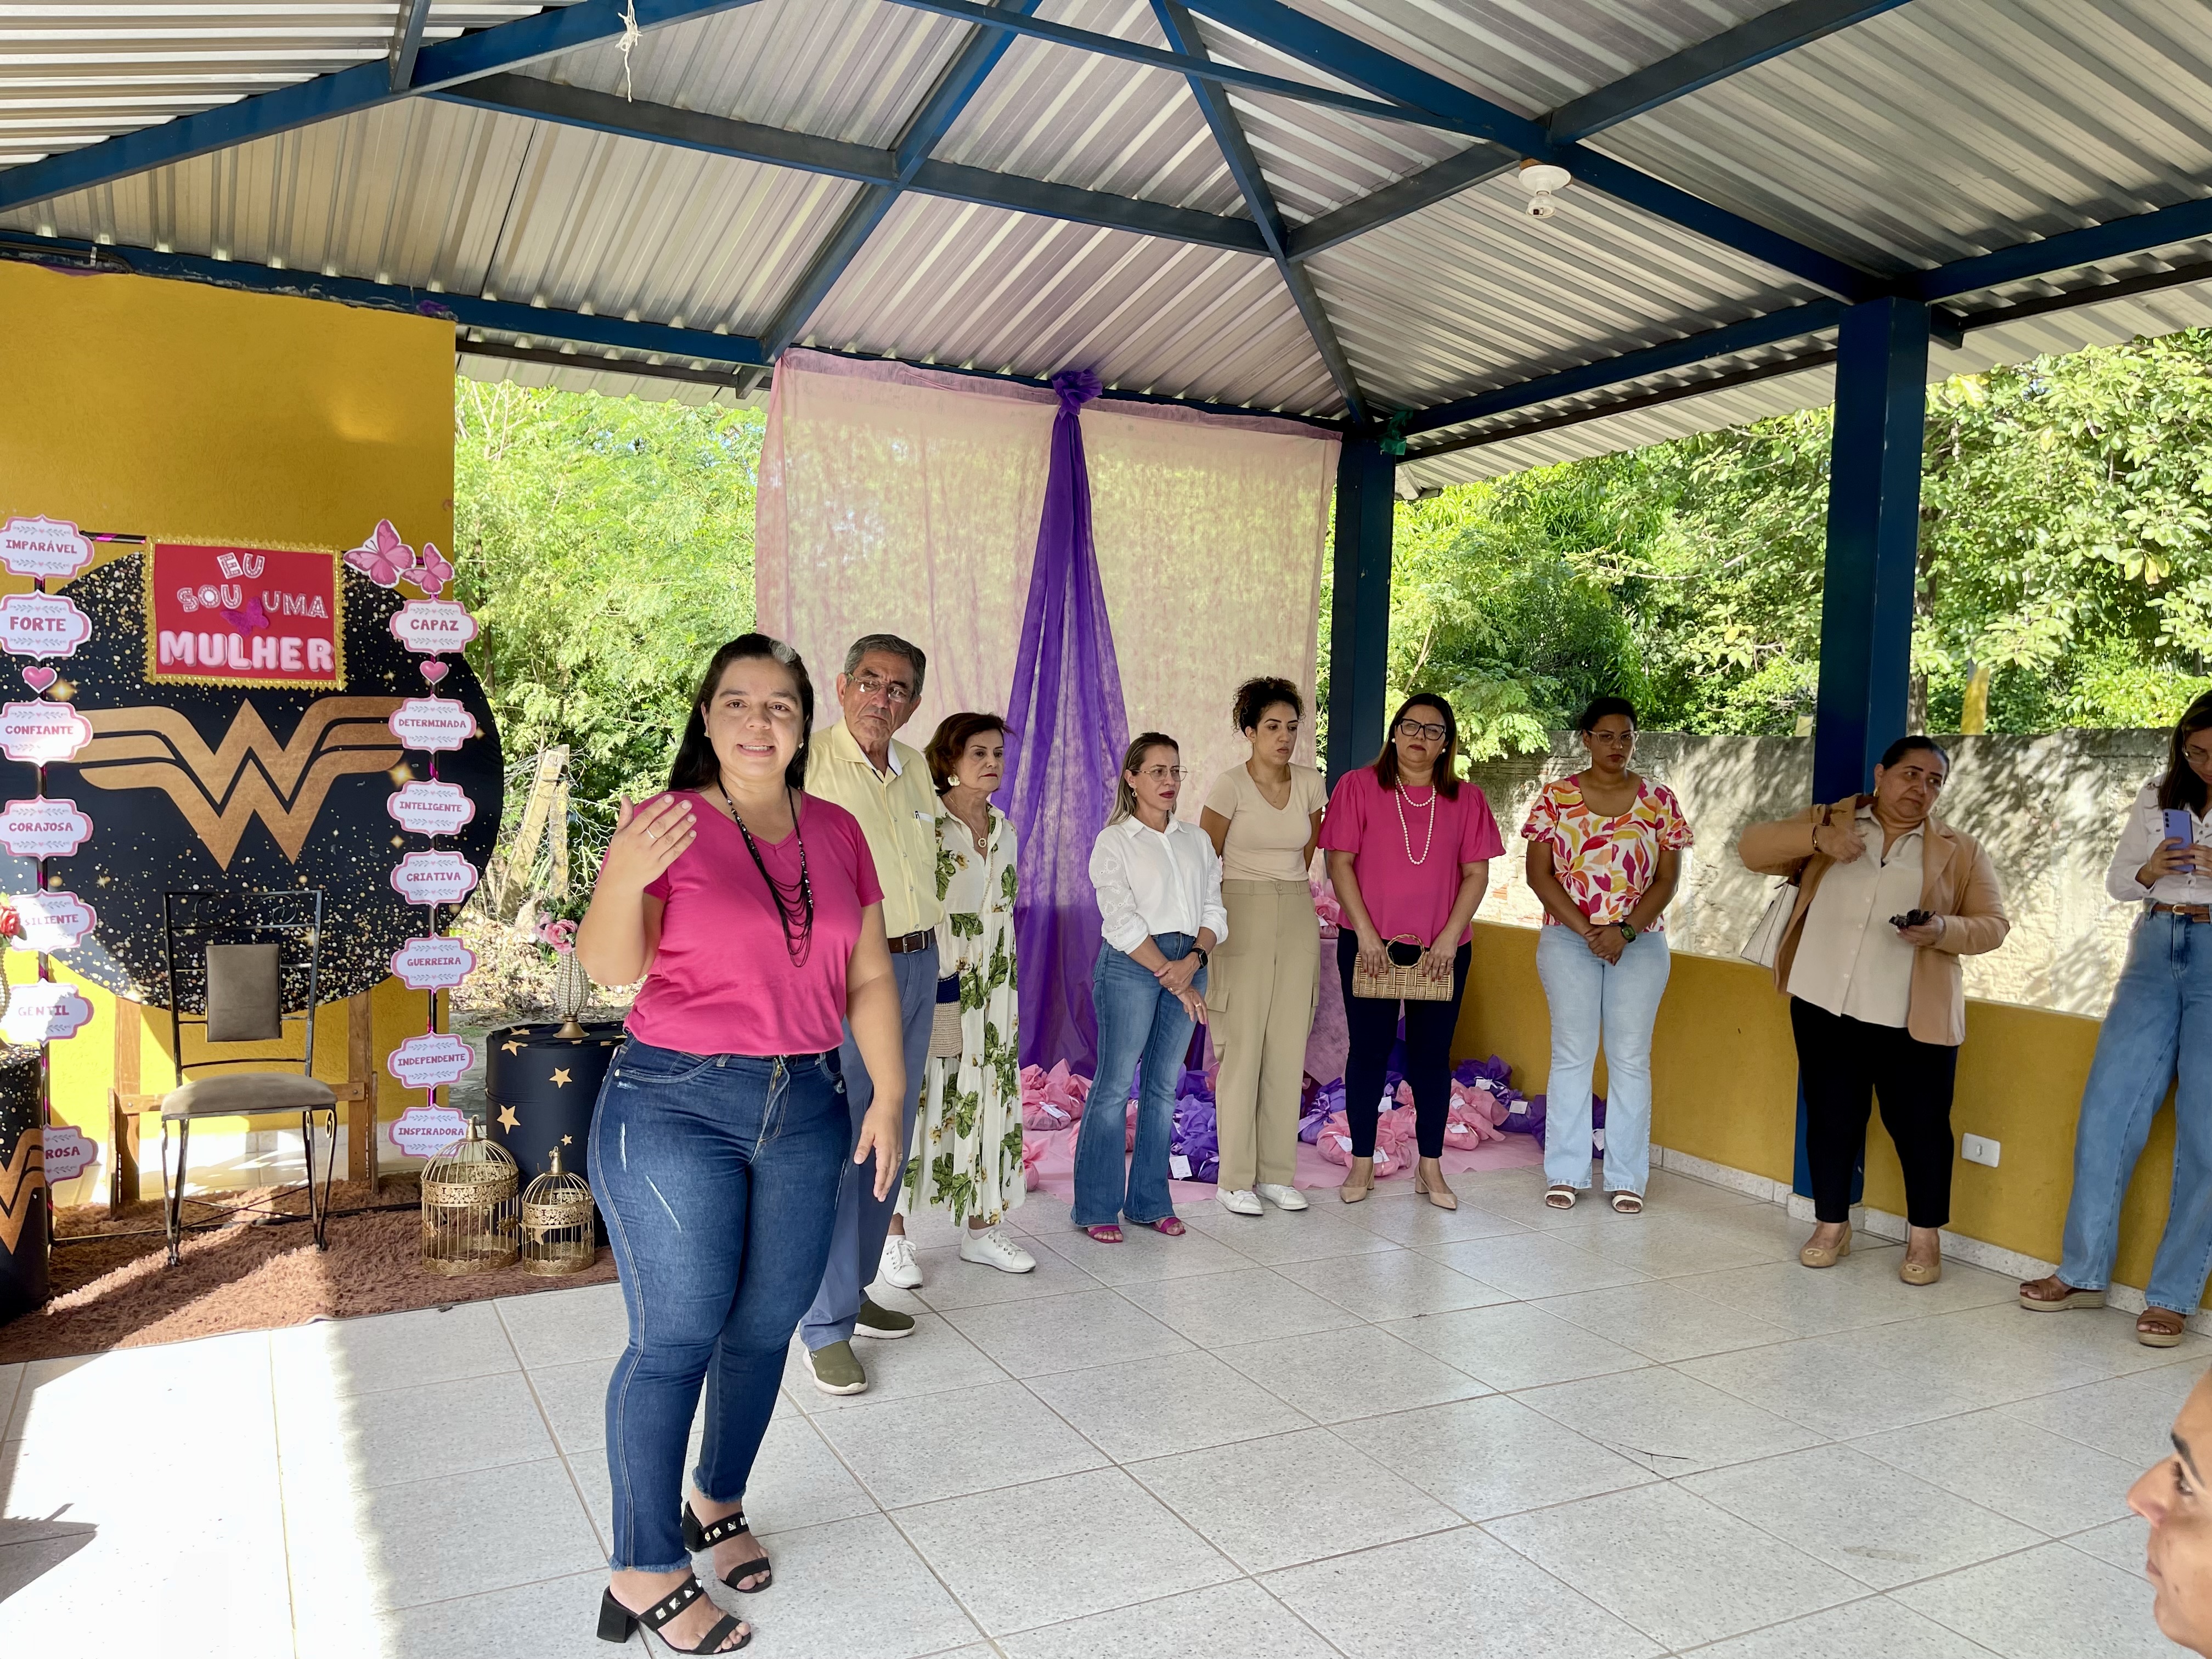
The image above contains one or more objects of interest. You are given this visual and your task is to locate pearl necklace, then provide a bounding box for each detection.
[1395,785,1437,865]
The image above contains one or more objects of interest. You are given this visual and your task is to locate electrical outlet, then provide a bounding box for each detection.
[1962,1133,2000,1168]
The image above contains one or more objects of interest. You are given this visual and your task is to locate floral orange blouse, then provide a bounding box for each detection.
[1520,775,1694,929]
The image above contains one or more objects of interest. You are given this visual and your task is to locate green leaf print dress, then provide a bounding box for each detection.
[900,805,1024,1227]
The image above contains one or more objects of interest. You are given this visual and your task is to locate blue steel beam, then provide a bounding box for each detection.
[1548,0,1920,143]
[388,0,435,94]
[1401,301,1845,439]
[433,75,1270,253]
[0,235,768,363]
[1283,146,1518,261]
[1913,194,2212,302]
[1812,296,1928,802]
[761,0,1042,358]
[1150,0,1365,422]
[1325,436,1397,785]
[0,0,769,216]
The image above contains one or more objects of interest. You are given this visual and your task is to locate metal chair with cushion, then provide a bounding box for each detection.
[158,889,336,1267]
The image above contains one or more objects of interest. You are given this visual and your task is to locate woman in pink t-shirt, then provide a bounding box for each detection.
[575,633,907,1656]
[1318,693,1504,1209]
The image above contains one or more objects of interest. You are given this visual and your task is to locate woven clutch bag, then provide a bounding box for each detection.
[928,975,966,1058]
[1350,935,1453,1002]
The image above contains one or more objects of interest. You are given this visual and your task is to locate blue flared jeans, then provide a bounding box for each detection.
[2056,911,2212,1314]
[1073,934,1202,1228]
[1536,923,1672,1196]
[591,1039,849,1572]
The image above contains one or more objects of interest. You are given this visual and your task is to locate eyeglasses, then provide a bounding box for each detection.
[1138,766,1187,783]
[853,674,915,704]
[1396,719,1448,742]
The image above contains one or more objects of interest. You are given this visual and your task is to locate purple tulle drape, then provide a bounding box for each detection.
[997,369,1127,1071]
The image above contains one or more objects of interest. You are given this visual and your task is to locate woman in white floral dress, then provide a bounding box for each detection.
[878,712,1035,1283]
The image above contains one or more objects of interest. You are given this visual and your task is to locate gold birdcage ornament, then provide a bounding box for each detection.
[420,1117,519,1276]
[520,1146,596,1277]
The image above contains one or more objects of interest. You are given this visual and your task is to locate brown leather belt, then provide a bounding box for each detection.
[887,929,935,954]
[2154,903,2212,923]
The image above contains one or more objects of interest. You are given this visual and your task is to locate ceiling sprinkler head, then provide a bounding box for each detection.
[1518,158,1573,221]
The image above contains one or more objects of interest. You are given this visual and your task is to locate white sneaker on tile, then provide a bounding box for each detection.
[879,1233,923,1289]
[958,1225,1036,1274]
[1218,1188,1264,1216]
[1256,1183,1309,1211]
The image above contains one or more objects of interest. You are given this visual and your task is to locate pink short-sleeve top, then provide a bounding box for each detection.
[627,792,883,1056]
[1520,775,1694,929]
[1316,766,1505,948]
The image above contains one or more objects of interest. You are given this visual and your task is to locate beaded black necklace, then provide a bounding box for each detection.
[718,781,814,964]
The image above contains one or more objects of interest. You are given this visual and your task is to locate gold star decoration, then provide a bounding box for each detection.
[550,1068,573,1088]
[560,1133,573,1146]
[500,1040,523,1056]
[496,1103,520,1131]
[96,874,111,887]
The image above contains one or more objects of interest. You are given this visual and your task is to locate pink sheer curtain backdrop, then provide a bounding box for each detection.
[756,349,1338,816]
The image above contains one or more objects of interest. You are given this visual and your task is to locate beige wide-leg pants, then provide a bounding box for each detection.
[1208,878,1321,1192]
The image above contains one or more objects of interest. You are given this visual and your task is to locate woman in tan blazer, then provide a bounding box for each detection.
[1739,737,2008,1286]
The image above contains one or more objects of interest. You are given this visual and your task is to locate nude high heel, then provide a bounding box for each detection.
[1339,1156,1374,1203]
[1413,1159,1458,1211]
[1798,1223,1852,1268]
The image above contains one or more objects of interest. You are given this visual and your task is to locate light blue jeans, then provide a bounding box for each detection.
[2056,911,2212,1313]
[1536,924,1671,1195]
[1072,934,1201,1228]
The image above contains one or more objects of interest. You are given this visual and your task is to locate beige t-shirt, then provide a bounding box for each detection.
[1203,761,1328,882]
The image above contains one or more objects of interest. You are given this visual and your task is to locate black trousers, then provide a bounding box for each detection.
[1338,934,1472,1160]
[1790,996,1959,1228]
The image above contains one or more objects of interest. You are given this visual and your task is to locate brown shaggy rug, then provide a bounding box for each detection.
[0,1177,616,1364]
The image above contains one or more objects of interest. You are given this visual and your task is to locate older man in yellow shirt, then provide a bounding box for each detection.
[798,631,944,1395]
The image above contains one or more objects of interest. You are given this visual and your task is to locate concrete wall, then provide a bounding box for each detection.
[1465,729,2166,1018]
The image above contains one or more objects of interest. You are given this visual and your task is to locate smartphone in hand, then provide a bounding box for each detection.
[1888,909,1933,931]
[2165,808,2197,850]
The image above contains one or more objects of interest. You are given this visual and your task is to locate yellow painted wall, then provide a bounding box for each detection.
[0,261,455,1200]
[1453,918,2191,1307]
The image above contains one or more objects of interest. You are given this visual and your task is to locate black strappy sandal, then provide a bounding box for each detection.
[597,1575,751,1652]
[683,1499,773,1592]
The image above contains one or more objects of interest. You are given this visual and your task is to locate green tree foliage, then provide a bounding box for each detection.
[454,380,763,802]
[1389,329,2212,749]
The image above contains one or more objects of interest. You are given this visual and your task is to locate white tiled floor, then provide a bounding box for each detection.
[2,1164,2204,1657]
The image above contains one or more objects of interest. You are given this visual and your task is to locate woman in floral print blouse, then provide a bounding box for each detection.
[1522,697,1693,1215]
[879,712,1036,1283]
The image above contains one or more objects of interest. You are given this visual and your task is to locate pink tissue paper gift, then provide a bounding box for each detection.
[1020,1060,1091,1131]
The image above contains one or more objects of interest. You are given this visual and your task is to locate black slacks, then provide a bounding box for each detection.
[1338,935,1472,1160]
[1790,996,1959,1228]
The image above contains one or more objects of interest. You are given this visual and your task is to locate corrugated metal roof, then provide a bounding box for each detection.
[6,0,2212,460]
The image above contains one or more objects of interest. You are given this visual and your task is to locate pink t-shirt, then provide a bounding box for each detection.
[1318,766,1505,947]
[627,792,883,1057]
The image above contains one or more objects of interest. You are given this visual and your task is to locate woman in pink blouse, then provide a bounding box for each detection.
[1522,697,1692,1214]
[1319,693,1504,1209]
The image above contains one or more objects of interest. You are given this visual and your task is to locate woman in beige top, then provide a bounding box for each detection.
[1200,677,1328,1217]
[1739,736,2008,1286]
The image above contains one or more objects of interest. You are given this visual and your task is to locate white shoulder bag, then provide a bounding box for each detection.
[1739,879,1796,970]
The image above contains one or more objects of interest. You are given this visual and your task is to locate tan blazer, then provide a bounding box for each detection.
[1739,797,2010,1047]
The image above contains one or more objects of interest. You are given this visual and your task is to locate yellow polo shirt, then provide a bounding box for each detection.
[806,720,943,940]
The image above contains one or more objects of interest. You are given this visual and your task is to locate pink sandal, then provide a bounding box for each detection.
[1147,1217,1186,1237]
[1085,1224,1124,1244]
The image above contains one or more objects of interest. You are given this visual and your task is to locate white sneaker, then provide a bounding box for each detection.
[1256,1183,1309,1211]
[879,1233,923,1290]
[958,1225,1036,1274]
[1218,1188,1263,1216]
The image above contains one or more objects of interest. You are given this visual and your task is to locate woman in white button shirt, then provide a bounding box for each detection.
[1740,737,2009,1286]
[2022,695,2212,1345]
[1074,731,1227,1244]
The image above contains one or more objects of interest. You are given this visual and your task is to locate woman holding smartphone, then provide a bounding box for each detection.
[2022,693,2212,1346]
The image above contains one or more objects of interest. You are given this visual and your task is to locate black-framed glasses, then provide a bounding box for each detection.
[1396,719,1447,742]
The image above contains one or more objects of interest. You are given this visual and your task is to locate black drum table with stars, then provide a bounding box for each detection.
[487,1020,622,1242]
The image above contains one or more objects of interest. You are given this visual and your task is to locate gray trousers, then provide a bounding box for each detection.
[800,940,938,1350]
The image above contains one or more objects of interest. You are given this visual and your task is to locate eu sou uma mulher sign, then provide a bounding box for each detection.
[146,543,345,688]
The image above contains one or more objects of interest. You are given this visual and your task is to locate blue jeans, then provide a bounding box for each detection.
[2057,911,2212,1313]
[802,939,936,1351]
[592,1040,849,1572]
[1073,934,1201,1228]
[1536,924,1671,1195]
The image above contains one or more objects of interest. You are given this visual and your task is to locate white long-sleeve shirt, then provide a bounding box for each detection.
[2108,781,2212,908]
[1090,815,1229,955]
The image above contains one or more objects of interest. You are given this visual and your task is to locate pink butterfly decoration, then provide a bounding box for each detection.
[345,519,415,588]
[221,595,270,633]
[412,541,455,597]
